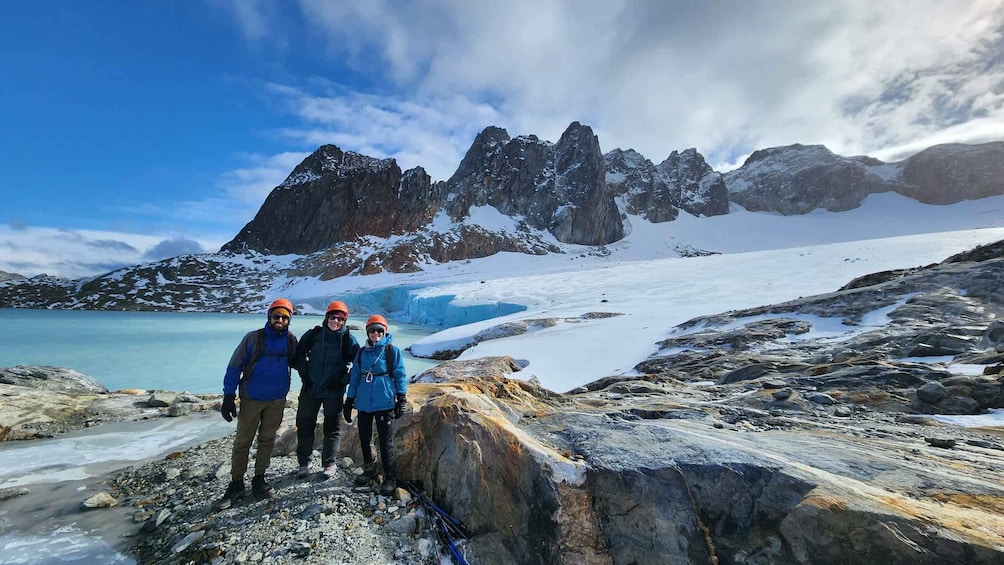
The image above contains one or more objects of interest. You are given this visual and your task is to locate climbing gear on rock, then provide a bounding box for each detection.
[403,482,469,565]
[394,393,406,419]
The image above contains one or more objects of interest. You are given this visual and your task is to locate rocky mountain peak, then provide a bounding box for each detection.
[604,146,728,221]
[445,122,622,246]
[222,145,438,255]
[279,144,393,189]
[449,126,513,184]
[741,143,834,168]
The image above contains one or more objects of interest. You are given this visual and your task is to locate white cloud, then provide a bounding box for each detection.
[0,226,223,279]
[265,83,501,180]
[237,0,1004,172]
[218,151,309,204]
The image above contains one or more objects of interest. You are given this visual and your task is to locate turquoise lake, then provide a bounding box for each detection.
[0,309,439,393]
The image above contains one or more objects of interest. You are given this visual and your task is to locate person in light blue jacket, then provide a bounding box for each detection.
[343,314,407,496]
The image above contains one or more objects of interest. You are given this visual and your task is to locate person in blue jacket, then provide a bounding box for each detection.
[343,314,407,496]
[217,298,298,509]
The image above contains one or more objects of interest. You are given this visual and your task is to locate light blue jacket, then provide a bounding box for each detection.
[346,333,407,413]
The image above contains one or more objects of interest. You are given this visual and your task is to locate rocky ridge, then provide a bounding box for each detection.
[725,141,1004,213]
[2,126,1002,312]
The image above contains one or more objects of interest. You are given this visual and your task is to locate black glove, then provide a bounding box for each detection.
[221,395,237,422]
[394,394,406,419]
[343,397,354,423]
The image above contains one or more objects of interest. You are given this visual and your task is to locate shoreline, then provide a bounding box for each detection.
[0,412,239,564]
[0,374,433,564]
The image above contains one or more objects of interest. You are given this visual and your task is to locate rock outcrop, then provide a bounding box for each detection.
[898,142,1004,204]
[0,269,25,282]
[725,144,892,214]
[381,239,1004,564]
[605,147,729,221]
[444,122,624,246]
[0,365,221,440]
[14,241,1004,564]
[725,141,1004,214]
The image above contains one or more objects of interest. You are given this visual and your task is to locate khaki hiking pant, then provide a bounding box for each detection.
[231,397,286,481]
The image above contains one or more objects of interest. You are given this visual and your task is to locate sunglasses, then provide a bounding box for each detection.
[367,327,386,335]
[270,314,290,322]
[326,314,347,322]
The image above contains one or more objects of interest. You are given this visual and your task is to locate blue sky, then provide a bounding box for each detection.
[2,0,1003,279]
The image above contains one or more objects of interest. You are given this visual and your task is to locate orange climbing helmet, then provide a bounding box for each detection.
[325,301,349,317]
[267,298,294,318]
[365,314,388,331]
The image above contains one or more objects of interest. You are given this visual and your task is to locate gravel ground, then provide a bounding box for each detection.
[106,435,457,564]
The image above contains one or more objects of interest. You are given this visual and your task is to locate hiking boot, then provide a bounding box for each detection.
[379,478,397,497]
[322,464,337,479]
[251,475,274,499]
[296,465,309,479]
[354,462,377,486]
[216,479,244,510]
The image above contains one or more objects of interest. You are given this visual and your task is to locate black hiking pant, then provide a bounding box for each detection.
[357,410,396,479]
[295,387,345,467]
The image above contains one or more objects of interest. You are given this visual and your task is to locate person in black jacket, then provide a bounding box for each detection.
[291,300,360,479]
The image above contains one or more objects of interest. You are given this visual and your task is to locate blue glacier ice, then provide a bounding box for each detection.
[307,285,526,328]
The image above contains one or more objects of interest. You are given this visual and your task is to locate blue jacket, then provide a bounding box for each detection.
[223,323,297,402]
[346,333,407,413]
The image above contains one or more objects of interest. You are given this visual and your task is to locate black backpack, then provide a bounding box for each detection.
[241,328,296,385]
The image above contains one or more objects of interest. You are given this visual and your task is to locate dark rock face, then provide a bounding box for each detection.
[445,122,624,245]
[661,148,730,217]
[898,142,1004,204]
[223,146,442,255]
[604,147,729,221]
[725,144,893,214]
[724,141,1004,215]
[605,148,680,222]
[222,123,624,261]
